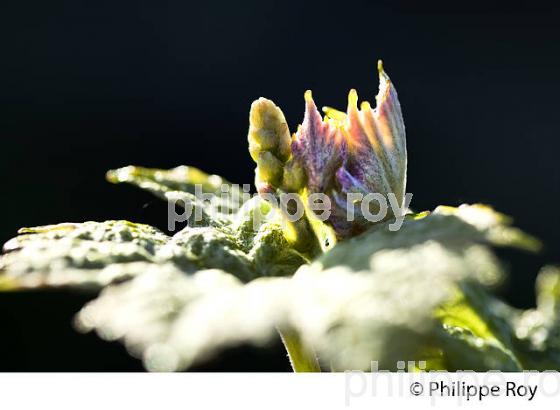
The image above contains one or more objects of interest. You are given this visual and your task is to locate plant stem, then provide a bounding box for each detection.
[277,327,321,372]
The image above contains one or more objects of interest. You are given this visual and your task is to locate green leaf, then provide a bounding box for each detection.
[510,266,560,369]
[106,165,247,217]
[0,196,307,288]
[319,204,540,274]
[1,196,549,371]
[435,286,522,371]
[70,204,532,371]
[0,221,178,289]
[74,263,451,371]
[436,325,522,371]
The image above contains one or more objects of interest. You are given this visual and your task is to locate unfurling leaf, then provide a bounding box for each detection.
[0,189,308,289]
[107,165,246,217]
[1,200,541,371]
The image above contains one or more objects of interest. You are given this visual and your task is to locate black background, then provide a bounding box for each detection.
[1,0,559,371]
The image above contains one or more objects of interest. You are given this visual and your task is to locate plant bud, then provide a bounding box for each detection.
[248,61,407,239]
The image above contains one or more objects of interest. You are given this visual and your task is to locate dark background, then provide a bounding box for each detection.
[0,0,559,371]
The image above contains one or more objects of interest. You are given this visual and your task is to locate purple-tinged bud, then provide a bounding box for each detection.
[291,61,407,238]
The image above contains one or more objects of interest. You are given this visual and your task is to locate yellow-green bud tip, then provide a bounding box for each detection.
[347,89,358,111]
